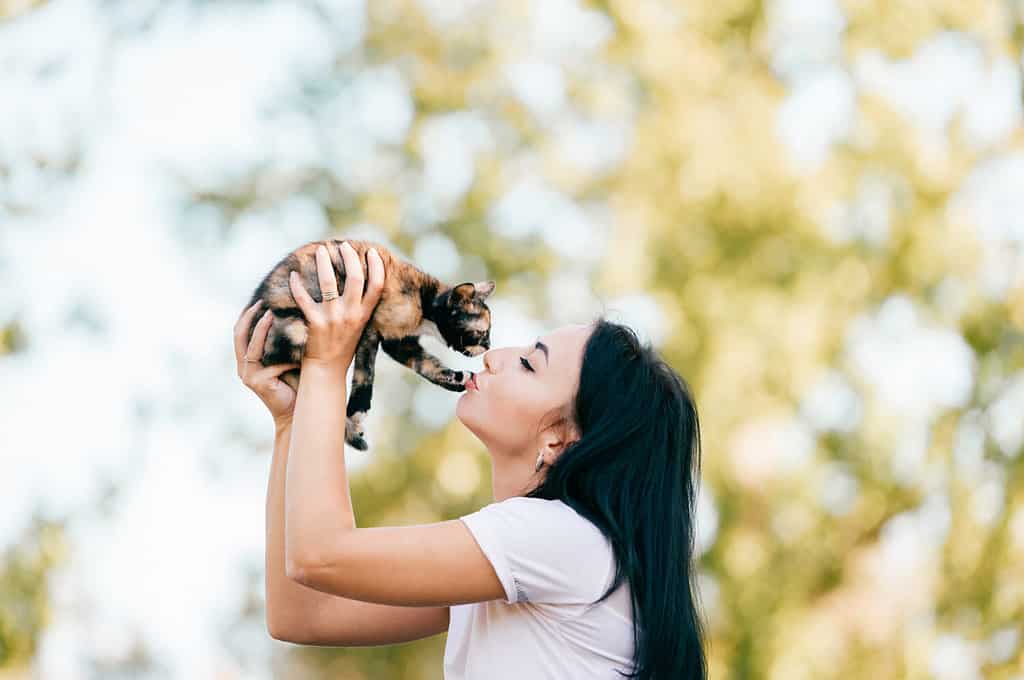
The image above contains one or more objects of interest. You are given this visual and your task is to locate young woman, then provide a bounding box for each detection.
[234,241,708,679]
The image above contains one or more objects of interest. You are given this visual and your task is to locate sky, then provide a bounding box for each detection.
[1,0,1022,677]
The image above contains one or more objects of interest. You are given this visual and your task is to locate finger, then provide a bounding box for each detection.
[339,240,364,309]
[244,309,274,363]
[362,247,385,317]
[236,298,262,326]
[234,300,263,360]
[315,243,340,304]
[249,362,300,384]
[289,269,318,320]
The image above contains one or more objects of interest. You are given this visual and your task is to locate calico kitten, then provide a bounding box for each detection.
[245,238,494,451]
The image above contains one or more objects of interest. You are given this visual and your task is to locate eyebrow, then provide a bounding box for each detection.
[534,340,549,366]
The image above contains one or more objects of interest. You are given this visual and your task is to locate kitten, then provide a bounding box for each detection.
[245,238,494,451]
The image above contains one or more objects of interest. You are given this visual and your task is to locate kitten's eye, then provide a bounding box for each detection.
[520,357,534,372]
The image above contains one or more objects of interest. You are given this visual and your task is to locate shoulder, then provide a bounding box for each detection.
[478,497,612,558]
[498,496,594,523]
[462,496,616,605]
[482,495,579,520]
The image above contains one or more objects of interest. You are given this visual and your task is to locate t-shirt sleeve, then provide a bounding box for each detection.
[459,496,614,606]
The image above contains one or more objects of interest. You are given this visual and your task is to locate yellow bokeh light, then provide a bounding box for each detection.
[437,449,481,498]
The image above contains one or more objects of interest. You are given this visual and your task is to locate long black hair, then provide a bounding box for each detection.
[524,317,708,680]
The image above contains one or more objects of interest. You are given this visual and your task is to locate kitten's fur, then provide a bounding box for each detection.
[245,238,494,450]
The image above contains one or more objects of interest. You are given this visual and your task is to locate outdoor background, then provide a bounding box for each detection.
[1,0,1023,678]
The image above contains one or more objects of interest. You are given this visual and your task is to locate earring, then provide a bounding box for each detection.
[534,451,544,472]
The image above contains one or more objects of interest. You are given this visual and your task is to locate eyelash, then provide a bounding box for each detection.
[520,356,534,372]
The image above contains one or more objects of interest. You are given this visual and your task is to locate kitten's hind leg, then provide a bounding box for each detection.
[263,315,306,393]
[346,327,381,451]
[380,335,471,392]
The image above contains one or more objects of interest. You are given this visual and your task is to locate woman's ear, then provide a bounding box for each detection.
[537,425,578,466]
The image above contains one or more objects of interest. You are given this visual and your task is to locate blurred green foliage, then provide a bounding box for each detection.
[2,0,1023,678]
[0,517,68,672]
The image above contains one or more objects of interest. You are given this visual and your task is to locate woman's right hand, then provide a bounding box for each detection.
[235,300,301,427]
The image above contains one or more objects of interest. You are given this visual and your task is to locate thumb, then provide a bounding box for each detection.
[252,363,300,385]
[266,362,300,376]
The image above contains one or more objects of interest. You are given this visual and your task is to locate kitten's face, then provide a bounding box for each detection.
[436,281,495,357]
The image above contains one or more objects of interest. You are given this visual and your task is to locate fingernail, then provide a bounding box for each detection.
[252,300,262,309]
[262,310,271,320]
[369,247,378,257]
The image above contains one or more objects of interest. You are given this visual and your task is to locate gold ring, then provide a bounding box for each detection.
[245,358,261,363]
[322,291,339,301]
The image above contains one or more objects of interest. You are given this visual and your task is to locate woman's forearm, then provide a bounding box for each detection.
[265,419,339,639]
[284,360,356,569]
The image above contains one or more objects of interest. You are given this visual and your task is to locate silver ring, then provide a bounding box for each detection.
[322,291,339,301]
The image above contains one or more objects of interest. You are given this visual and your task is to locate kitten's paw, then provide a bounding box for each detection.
[438,369,468,392]
[346,413,369,450]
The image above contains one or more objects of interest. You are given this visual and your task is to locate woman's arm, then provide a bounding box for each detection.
[266,420,450,645]
[280,241,506,608]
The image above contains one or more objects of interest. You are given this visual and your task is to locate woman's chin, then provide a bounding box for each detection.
[455,394,480,429]
[454,410,475,441]
[454,395,468,421]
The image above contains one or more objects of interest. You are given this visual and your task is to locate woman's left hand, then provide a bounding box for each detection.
[234,299,301,426]
[289,241,385,365]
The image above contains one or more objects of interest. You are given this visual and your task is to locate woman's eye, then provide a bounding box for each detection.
[520,357,534,372]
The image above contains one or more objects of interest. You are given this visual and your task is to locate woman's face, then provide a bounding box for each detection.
[456,323,595,464]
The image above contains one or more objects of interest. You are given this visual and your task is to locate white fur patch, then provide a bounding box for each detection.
[284,320,308,344]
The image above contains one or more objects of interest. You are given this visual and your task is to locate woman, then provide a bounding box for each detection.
[234,241,708,679]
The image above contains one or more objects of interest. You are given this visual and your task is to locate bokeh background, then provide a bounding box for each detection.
[2,0,1023,678]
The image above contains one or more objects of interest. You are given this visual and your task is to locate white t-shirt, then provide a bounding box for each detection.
[444,496,635,679]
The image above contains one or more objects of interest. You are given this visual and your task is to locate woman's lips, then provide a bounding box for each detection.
[469,373,481,391]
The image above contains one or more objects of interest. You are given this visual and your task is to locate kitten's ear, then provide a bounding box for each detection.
[474,280,496,300]
[449,283,476,306]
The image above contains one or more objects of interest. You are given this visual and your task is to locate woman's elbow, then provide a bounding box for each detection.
[267,618,293,643]
[266,609,312,644]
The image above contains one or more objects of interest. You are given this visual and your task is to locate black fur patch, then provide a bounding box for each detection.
[347,384,373,416]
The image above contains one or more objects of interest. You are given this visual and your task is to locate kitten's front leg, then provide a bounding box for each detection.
[380,336,471,392]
